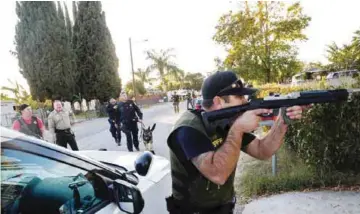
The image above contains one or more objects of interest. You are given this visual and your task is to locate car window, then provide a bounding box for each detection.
[1,147,109,214]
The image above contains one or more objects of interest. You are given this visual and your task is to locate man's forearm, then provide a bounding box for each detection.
[259,119,287,158]
[192,126,244,185]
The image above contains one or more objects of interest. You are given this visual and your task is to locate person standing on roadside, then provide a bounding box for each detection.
[12,104,45,139]
[48,100,79,151]
[172,91,180,113]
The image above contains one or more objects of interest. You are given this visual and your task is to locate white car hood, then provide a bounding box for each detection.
[75,150,170,193]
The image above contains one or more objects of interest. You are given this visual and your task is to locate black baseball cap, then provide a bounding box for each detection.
[201,71,257,100]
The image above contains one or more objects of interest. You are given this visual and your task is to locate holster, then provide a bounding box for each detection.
[165,195,235,214]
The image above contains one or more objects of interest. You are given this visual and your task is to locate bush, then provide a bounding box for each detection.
[286,93,360,173]
[255,81,327,98]
[237,80,360,199]
[255,80,360,173]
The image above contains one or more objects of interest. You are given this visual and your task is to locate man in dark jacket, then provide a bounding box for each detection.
[107,98,121,145]
[119,95,143,152]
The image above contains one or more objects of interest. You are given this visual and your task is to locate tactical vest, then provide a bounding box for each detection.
[18,116,42,139]
[167,110,236,209]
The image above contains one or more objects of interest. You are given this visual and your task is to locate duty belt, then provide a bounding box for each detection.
[166,195,236,214]
[55,128,71,134]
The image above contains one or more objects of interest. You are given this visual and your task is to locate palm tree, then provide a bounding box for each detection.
[134,67,156,85]
[1,79,27,103]
[145,48,180,91]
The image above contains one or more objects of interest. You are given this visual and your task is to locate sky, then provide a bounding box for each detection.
[1,0,360,92]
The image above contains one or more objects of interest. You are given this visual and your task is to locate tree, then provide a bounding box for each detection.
[326,29,360,71]
[213,1,311,83]
[64,2,72,41]
[125,80,146,96]
[14,2,76,101]
[1,79,41,109]
[134,67,156,85]
[73,1,121,102]
[145,48,179,91]
[183,72,205,90]
[214,57,227,71]
[167,68,185,89]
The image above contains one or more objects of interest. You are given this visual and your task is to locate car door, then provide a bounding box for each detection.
[1,137,124,214]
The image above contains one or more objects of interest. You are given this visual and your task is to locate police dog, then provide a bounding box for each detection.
[141,123,156,155]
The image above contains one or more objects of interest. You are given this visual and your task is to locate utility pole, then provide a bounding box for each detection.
[129,37,136,98]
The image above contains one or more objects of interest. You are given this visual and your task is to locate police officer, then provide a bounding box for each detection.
[165,71,308,214]
[119,94,143,152]
[171,91,180,113]
[12,104,45,139]
[48,100,79,151]
[186,91,193,109]
[107,98,121,145]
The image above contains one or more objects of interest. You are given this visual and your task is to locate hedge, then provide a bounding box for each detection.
[257,79,360,174]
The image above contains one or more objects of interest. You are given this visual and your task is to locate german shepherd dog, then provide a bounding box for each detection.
[141,123,156,155]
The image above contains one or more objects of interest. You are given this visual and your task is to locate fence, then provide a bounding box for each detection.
[135,95,166,108]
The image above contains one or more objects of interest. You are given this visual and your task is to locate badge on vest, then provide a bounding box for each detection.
[211,138,223,148]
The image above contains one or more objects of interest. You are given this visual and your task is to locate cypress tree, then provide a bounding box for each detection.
[73,1,121,102]
[15,1,75,101]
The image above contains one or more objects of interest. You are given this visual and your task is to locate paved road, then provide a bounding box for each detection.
[242,191,360,214]
[72,101,187,159]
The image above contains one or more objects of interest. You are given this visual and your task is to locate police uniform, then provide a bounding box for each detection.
[166,71,257,214]
[48,109,79,151]
[172,94,180,113]
[186,92,194,109]
[107,102,121,145]
[119,99,143,152]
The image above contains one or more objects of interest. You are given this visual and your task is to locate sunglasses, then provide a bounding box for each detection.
[217,79,244,96]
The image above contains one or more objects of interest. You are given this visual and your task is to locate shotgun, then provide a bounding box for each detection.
[200,88,360,134]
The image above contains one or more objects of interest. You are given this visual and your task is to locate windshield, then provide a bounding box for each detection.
[1,148,108,214]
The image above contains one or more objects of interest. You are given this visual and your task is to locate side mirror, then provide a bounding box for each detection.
[124,173,139,186]
[134,151,153,176]
[113,179,144,214]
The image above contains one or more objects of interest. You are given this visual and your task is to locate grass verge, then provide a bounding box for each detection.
[236,145,360,204]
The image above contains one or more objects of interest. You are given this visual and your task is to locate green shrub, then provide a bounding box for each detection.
[256,80,360,173]
[238,80,360,199]
[285,92,360,173]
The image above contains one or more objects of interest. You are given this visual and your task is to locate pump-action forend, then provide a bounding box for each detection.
[201,88,360,133]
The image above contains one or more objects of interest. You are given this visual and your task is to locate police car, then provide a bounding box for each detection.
[1,127,171,214]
